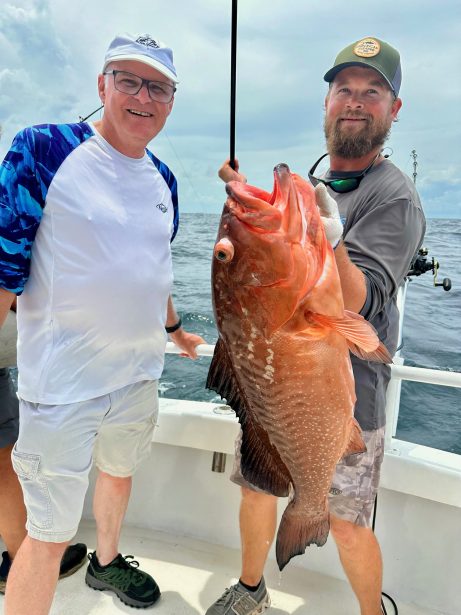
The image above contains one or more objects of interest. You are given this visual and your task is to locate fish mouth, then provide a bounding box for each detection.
[274,163,291,189]
[224,181,282,232]
[224,162,300,234]
[274,162,291,174]
[273,162,294,202]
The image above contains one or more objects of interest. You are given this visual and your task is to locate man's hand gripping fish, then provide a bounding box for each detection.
[207,164,391,570]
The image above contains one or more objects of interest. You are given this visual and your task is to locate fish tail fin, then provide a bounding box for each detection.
[276,502,329,571]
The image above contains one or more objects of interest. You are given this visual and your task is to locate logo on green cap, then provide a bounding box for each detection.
[354,38,381,58]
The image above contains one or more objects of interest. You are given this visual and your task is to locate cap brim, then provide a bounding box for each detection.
[103,53,179,83]
[323,61,394,95]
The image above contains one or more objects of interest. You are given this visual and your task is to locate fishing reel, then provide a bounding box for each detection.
[407,247,452,291]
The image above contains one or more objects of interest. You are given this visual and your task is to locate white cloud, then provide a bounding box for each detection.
[0,0,460,217]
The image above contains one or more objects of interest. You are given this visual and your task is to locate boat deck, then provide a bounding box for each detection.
[0,521,441,615]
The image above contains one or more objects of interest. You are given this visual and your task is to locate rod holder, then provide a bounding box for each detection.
[212,452,227,473]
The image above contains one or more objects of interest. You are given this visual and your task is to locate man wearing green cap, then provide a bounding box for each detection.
[207,37,425,615]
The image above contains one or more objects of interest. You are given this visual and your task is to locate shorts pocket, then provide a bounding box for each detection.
[11,446,53,530]
[329,462,361,499]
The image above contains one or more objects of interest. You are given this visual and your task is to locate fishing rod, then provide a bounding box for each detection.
[78,104,104,123]
[407,149,452,291]
[229,0,238,169]
[407,248,452,291]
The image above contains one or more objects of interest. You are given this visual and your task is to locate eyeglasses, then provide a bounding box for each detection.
[308,152,380,194]
[104,70,176,103]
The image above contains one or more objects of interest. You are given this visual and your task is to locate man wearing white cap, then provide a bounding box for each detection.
[0,33,204,613]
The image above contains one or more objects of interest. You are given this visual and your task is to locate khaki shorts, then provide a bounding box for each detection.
[230,426,385,528]
[12,380,158,542]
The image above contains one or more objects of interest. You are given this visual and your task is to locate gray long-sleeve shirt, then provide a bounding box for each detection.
[327,159,426,429]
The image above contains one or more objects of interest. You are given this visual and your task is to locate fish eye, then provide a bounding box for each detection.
[214,238,234,263]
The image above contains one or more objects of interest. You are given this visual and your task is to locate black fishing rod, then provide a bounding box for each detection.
[407,248,452,291]
[229,0,238,169]
[407,149,452,291]
[78,104,104,123]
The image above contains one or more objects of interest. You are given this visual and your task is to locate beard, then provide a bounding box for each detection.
[324,111,392,159]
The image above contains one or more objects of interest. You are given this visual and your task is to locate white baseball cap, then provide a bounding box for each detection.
[103,33,179,83]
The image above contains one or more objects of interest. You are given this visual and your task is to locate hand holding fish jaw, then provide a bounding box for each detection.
[225,163,307,237]
[315,184,343,248]
[225,192,282,231]
[218,158,247,184]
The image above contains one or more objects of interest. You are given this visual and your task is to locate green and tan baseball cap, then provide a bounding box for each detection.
[324,37,401,97]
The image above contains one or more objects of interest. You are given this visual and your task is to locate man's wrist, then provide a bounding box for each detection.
[165,317,182,333]
[332,238,342,250]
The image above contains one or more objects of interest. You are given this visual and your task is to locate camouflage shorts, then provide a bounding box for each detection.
[230,426,385,528]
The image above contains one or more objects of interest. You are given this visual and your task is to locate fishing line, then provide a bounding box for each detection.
[163,130,203,204]
[372,495,399,615]
[229,0,238,169]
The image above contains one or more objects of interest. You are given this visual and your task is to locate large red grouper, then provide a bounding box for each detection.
[207,163,391,570]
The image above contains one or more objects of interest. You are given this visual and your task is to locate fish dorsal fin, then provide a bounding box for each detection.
[309,310,393,364]
[206,338,292,496]
[342,417,367,459]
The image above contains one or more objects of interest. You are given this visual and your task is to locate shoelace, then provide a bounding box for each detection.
[122,555,140,569]
[90,554,145,592]
[215,585,241,606]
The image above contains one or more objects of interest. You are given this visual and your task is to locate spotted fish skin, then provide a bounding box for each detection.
[207,164,391,570]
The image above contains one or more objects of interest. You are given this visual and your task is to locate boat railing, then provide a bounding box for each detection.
[165,342,461,388]
[163,341,461,509]
[165,341,461,448]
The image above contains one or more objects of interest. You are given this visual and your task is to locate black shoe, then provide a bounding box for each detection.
[59,543,88,578]
[0,551,11,594]
[85,551,160,609]
[0,543,87,594]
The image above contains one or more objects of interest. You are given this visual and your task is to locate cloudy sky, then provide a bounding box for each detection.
[0,0,460,217]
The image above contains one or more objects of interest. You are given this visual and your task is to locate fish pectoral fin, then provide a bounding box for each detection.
[347,339,393,363]
[310,310,393,364]
[341,418,367,458]
[206,338,292,497]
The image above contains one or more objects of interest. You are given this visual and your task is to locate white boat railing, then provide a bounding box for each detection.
[166,342,461,389]
[166,340,461,448]
[164,341,461,509]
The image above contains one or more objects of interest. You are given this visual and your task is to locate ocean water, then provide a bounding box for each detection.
[164,214,461,455]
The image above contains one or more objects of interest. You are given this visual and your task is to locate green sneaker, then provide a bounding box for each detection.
[85,551,160,608]
[205,577,270,614]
